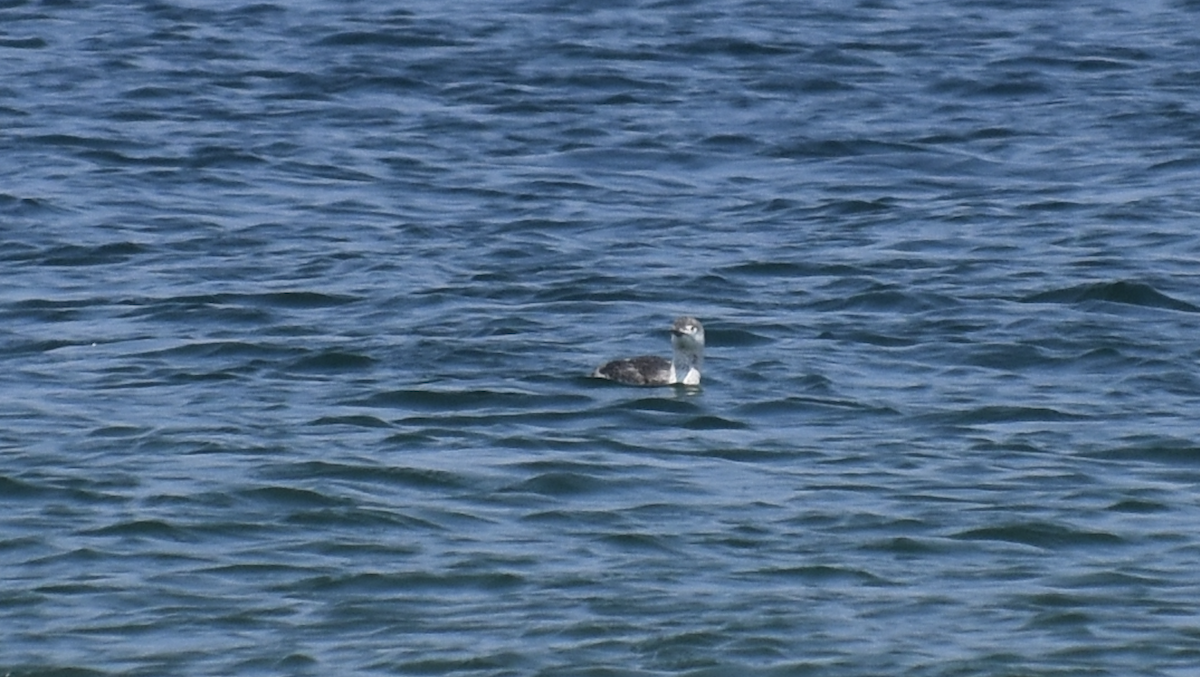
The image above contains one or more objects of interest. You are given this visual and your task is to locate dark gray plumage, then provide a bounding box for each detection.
[593,355,673,386]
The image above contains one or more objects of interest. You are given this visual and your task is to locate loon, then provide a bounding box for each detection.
[592,316,705,386]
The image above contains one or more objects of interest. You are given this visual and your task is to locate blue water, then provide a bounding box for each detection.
[4,0,1200,674]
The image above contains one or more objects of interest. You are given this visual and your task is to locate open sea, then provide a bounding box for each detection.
[4,0,1200,674]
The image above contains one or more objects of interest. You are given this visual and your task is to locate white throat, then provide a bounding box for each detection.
[670,344,703,385]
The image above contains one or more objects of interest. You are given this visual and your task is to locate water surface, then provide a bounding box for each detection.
[3,0,1200,674]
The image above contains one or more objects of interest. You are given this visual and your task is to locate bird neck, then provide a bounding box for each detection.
[672,348,702,385]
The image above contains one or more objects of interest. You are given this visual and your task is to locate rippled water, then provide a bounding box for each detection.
[4,0,1200,674]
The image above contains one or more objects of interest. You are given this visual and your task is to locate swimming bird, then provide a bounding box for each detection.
[592,316,705,386]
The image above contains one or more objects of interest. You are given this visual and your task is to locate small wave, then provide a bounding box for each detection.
[768,138,920,161]
[0,475,50,499]
[314,30,458,49]
[501,471,608,497]
[1084,437,1200,466]
[749,564,887,584]
[309,414,391,428]
[265,460,472,493]
[606,397,699,414]
[358,388,560,410]
[245,291,363,309]
[952,521,1123,549]
[288,350,376,372]
[39,241,149,267]
[862,536,950,555]
[683,415,748,430]
[712,327,774,347]
[0,194,56,216]
[81,518,195,541]
[295,569,524,594]
[1020,280,1199,312]
[940,405,1087,425]
[598,532,681,554]
[0,36,47,49]
[813,287,956,314]
[716,260,814,277]
[256,483,350,503]
[134,340,293,361]
[1106,498,1168,514]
